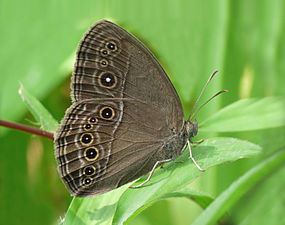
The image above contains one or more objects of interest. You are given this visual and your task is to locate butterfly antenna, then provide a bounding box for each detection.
[188,70,219,121]
[189,89,228,121]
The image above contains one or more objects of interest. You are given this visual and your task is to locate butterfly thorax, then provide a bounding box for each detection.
[157,119,199,162]
[165,120,198,158]
[157,127,187,161]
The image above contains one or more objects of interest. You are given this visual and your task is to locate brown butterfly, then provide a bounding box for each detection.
[54,20,224,197]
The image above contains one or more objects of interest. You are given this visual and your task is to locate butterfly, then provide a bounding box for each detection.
[54,20,225,197]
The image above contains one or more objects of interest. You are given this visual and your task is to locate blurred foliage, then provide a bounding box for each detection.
[0,0,284,225]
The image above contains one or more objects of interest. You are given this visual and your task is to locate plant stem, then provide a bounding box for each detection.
[0,120,54,140]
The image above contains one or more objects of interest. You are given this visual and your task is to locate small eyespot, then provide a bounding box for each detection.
[83,166,96,176]
[100,59,108,68]
[80,133,94,146]
[84,147,99,161]
[99,106,115,120]
[98,72,117,89]
[88,117,97,124]
[83,123,93,131]
[106,41,117,51]
[83,177,92,186]
[101,49,109,56]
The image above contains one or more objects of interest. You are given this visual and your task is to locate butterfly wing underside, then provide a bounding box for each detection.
[54,20,185,197]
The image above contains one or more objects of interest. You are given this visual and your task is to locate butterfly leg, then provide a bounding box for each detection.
[191,139,204,144]
[129,158,173,188]
[174,143,189,163]
[188,139,206,172]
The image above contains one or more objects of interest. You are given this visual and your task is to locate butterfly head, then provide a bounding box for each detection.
[185,119,198,139]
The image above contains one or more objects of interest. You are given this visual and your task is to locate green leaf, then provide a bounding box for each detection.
[200,97,285,132]
[192,147,285,225]
[19,84,58,132]
[160,187,214,209]
[62,137,260,225]
[237,163,285,225]
[62,185,129,225]
[112,138,261,225]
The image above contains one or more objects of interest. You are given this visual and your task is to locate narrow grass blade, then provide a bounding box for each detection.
[200,97,285,132]
[192,148,285,225]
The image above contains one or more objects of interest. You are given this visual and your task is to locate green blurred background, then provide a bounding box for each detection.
[0,0,284,224]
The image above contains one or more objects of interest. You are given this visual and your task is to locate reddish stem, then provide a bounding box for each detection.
[0,120,54,140]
